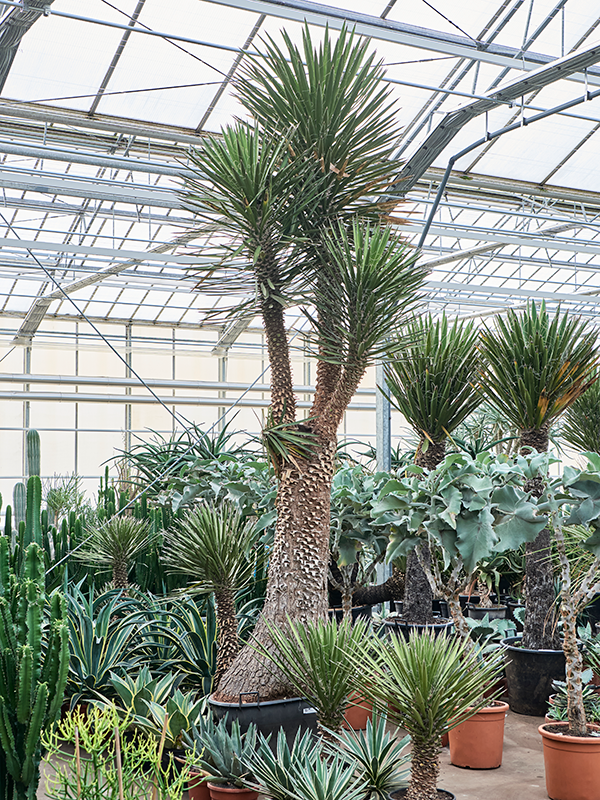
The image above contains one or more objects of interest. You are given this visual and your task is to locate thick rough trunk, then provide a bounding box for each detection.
[352,566,404,606]
[214,440,336,702]
[403,438,445,624]
[214,588,239,689]
[520,425,559,650]
[406,740,440,800]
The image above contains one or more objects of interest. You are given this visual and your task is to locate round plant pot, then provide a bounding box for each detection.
[189,772,211,800]
[507,601,525,631]
[343,691,373,730]
[467,604,507,621]
[209,694,317,743]
[328,605,373,624]
[389,789,456,799]
[432,599,449,617]
[207,784,258,800]
[448,701,509,769]
[503,636,565,716]
[539,722,600,800]
[394,600,404,615]
[384,618,454,641]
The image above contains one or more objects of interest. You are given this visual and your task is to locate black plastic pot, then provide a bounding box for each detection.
[394,600,403,615]
[506,601,525,631]
[209,694,317,743]
[433,599,449,618]
[328,605,372,623]
[502,636,566,716]
[384,618,454,641]
[467,604,507,621]
[389,789,456,799]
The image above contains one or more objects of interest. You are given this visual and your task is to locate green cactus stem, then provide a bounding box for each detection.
[25,430,40,478]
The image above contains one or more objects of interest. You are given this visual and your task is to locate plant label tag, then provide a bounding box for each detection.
[303,707,317,714]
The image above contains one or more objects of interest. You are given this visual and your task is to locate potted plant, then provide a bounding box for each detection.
[247,725,368,800]
[251,616,373,737]
[184,715,259,800]
[359,629,504,800]
[384,313,483,628]
[535,454,600,800]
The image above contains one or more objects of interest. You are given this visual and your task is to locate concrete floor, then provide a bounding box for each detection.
[38,710,549,800]
[439,710,548,800]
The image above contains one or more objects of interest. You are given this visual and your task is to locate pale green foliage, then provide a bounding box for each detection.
[252,616,373,733]
[186,715,257,788]
[132,689,206,750]
[374,451,549,577]
[562,377,600,454]
[326,713,411,800]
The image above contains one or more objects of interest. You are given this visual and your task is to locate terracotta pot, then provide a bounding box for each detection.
[189,773,211,800]
[539,722,600,800]
[343,692,373,730]
[207,784,258,800]
[448,701,508,769]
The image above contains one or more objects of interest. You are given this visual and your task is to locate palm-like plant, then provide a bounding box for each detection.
[251,616,372,736]
[384,312,482,626]
[360,631,504,800]
[480,301,598,649]
[180,25,426,702]
[75,516,152,590]
[562,374,600,454]
[162,503,258,686]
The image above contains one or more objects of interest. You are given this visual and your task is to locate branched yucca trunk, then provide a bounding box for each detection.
[215,440,336,701]
[520,425,560,650]
[407,740,440,800]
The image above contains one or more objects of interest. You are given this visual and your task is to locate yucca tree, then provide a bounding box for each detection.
[75,515,152,590]
[360,631,504,800]
[180,26,426,701]
[562,373,600,454]
[384,313,482,624]
[163,503,258,686]
[480,301,598,649]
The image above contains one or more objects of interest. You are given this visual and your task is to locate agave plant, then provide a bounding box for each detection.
[162,503,259,686]
[74,515,153,590]
[245,728,322,800]
[359,630,504,800]
[251,616,373,735]
[480,301,598,650]
[326,712,410,800]
[185,715,257,788]
[65,585,141,707]
[106,667,179,717]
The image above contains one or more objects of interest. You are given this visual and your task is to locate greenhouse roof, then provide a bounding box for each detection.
[2,0,600,337]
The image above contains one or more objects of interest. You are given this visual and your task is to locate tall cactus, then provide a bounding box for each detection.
[12,484,25,528]
[25,430,40,478]
[0,539,68,800]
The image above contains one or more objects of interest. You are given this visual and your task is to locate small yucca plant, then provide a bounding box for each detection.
[75,515,152,589]
[252,616,372,736]
[359,630,504,800]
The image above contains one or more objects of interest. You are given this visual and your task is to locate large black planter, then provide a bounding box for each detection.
[467,604,508,621]
[328,605,372,623]
[385,618,454,641]
[503,636,565,716]
[209,694,317,742]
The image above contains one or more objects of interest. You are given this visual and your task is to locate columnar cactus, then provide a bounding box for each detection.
[0,538,68,800]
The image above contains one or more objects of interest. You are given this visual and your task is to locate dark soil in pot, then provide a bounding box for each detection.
[503,635,565,716]
[389,789,456,800]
